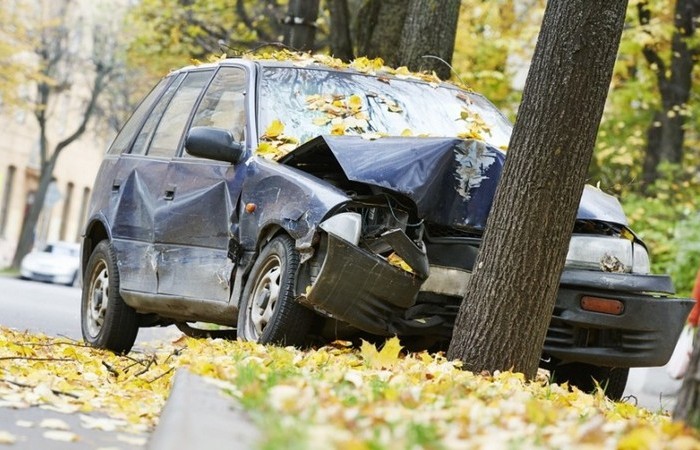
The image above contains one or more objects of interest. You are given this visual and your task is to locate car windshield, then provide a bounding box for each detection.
[258,66,512,149]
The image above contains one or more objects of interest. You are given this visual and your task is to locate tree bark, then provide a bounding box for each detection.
[327,0,354,61]
[355,0,407,66]
[282,0,320,51]
[639,0,699,187]
[397,0,461,79]
[447,0,628,378]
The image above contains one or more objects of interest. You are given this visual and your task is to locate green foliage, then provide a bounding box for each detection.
[621,163,700,296]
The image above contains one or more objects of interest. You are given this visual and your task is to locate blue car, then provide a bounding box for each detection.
[80,56,692,399]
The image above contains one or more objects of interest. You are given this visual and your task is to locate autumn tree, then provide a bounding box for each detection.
[447,0,628,377]
[0,5,34,106]
[637,0,700,187]
[10,0,116,269]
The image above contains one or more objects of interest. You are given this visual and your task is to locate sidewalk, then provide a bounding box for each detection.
[147,370,259,450]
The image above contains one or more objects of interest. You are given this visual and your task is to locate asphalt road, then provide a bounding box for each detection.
[0,275,181,449]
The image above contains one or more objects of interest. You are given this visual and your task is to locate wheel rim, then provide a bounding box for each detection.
[86,260,110,338]
[246,255,282,339]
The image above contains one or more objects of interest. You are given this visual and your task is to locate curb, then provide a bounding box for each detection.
[147,370,259,450]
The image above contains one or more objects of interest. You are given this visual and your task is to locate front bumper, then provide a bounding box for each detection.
[302,233,424,336]
[302,236,692,368]
[544,269,693,367]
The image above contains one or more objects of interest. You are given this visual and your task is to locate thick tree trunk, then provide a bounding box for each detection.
[355,0,407,66]
[639,0,699,187]
[447,0,628,378]
[397,0,461,79]
[327,0,354,61]
[282,0,320,51]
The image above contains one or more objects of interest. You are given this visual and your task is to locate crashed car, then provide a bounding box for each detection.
[80,55,692,399]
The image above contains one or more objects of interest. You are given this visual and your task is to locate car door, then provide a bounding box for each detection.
[155,66,249,302]
[105,73,185,294]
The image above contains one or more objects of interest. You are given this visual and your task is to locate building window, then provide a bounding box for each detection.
[0,165,16,238]
[59,182,74,241]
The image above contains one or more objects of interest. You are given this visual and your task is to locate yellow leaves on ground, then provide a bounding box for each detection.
[360,337,403,370]
[1,326,699,449]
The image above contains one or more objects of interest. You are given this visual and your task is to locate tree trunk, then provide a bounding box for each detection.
[327,0,354,61]
[282,0,320,52]
[675,327,700,427]
[397,0,461,80]
[639,0,699,187]
[447,0,628,378]
[11,157,58,269]
[355,0,407,66]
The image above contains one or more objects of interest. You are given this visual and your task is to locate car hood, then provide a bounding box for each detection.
[279,135,628,229]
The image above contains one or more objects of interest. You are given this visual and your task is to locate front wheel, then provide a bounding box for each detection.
[237,235,314,346]
[81,240,139,353]
[552,363,629,400]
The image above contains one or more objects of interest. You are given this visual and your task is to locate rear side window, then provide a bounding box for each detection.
[145,71,213,158]
[130,74,186,156]
[106,77,171,155]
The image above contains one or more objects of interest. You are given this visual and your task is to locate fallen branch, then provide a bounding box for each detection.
[0,378,79,399]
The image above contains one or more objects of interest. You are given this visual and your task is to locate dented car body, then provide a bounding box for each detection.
[81,57,692,398]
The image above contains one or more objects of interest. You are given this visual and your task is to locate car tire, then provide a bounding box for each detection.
[237,235,314,346]
[81,240,138,353]
[552,363,629,400]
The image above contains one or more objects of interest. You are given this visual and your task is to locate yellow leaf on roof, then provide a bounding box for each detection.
[401,129,413,137]
[347,95,363,111]
[263,119,285,139]
[330,122,346,135]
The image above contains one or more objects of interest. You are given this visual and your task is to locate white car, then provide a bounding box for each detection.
[20,241,80,286]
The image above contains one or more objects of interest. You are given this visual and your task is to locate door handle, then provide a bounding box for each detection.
[164,184,177,201]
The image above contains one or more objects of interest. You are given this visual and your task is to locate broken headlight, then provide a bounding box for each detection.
[565,234,651,274]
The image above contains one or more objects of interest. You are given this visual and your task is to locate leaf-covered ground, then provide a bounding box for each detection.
[0,326,699,449]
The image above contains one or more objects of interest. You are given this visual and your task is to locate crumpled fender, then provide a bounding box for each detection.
[237,156,351,250]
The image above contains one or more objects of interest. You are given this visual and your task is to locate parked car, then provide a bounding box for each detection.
[20,241,80,286]
[80,54,692,399]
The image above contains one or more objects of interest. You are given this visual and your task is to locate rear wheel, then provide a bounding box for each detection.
[237,235,314,346]
[81,240,138,353]
[553,362,629,400]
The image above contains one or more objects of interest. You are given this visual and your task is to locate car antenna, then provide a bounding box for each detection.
[421,55,468,87]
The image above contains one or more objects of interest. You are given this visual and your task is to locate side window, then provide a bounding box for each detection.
[188,67,247,154]
[146,71,213,158]
[130,73,186,156]
[106,77,171,155]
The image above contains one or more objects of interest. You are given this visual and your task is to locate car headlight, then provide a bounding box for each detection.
[319,212,362,245]
[565,234,650,274]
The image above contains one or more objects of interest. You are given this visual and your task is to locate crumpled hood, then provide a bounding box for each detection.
[280,135,628,229]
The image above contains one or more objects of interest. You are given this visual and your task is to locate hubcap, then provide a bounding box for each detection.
[86,261,109,338]
[248,255,282,339]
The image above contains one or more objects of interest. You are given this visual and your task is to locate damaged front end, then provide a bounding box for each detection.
[279,135,504,340]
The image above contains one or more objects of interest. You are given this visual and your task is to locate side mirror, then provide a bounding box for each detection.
[185,126,244,164]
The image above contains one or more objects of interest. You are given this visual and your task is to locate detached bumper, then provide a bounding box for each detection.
[303,234,424,335]
[545,269,694,367]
